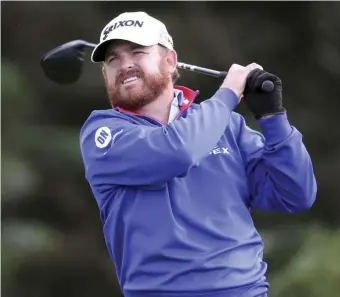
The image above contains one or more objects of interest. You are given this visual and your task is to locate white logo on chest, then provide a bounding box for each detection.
[209,146,230,155]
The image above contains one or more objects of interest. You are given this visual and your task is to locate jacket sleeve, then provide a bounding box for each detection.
[80,88,238,190]
[238,113,317,212]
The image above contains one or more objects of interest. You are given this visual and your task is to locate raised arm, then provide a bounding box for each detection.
[238,113,317,212]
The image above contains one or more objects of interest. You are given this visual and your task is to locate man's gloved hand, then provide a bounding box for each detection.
[243,69,286,119]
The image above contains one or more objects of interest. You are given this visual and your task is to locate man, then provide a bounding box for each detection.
[80,11,317,297]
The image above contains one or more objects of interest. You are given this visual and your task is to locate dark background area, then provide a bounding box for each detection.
[2,1,340,297]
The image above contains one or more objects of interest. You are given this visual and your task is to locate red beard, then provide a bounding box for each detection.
[106,58,170,111]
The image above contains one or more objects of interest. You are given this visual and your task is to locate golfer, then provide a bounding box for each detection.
[80,11,317,297]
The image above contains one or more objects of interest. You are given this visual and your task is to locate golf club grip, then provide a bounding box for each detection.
[177,63,274,93]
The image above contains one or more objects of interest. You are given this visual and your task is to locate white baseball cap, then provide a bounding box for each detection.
[91,11,174,63]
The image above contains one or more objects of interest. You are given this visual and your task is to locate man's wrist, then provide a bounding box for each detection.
[216,87,239,110]
[257,110,286,120]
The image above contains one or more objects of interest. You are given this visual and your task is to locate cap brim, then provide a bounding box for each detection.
[91,35,159,63]
[91,40,113,63]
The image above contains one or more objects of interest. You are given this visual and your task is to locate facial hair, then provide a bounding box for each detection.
[106,58,170,111]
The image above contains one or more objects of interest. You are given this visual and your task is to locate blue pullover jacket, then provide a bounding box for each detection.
[80,86,317,297]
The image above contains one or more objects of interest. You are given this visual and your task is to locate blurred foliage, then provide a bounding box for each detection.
[269,225,340,297]
[1,1,340,297]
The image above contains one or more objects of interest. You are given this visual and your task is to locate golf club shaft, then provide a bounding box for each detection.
[176,62,274,92]
[84,42,97,48]
[177,62,227,78]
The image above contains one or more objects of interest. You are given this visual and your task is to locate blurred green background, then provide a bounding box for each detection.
[2,1,340,297]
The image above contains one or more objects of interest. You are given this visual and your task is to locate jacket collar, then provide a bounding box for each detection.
[115,85,200,115]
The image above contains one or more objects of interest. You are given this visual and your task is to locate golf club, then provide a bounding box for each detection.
[40,39,274,92]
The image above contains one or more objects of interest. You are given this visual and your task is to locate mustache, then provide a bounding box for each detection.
[116,68,144,84]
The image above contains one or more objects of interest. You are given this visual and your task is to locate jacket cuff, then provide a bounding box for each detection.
[258,113,292,145]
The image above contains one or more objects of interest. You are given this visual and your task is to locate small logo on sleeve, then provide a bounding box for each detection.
[95,127,112,148]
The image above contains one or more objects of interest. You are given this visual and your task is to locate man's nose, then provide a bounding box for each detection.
[120,55,135,70]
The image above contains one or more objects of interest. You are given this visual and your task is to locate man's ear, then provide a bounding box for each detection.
[166,50,178,75]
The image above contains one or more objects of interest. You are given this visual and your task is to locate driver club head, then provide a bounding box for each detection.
[40,40,96,84]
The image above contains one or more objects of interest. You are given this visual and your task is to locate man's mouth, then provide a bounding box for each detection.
[122,76,140,85]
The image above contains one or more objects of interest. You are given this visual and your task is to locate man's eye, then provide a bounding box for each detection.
[134,51,145,55]
[108,57,116,63]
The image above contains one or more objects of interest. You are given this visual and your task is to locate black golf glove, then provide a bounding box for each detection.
[243,69,286,119]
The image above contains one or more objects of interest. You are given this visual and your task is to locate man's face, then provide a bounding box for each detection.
[102,40,175,110]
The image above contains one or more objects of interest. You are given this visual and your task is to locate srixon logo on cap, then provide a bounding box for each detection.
[102,20,144,40]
